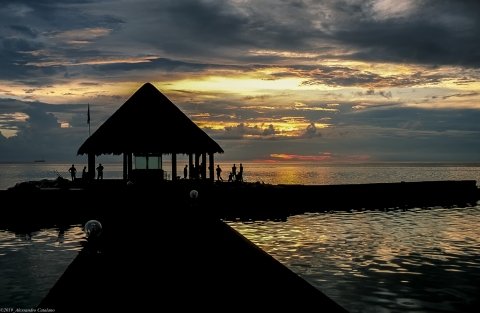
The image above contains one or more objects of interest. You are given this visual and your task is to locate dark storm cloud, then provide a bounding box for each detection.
[9,25,38,38]
[130,0,480,68]
[269,65,453,88]
[219,123,279,140]
[341,106,480,134]
[328,0,480,67]
[2,0,479,88]
[22,105,60,130]
[354,89,392,99]
[90,57,217,74]
[0,98,84,129]
[107,0,252,60]
[64,72,80,78]
[440,92,479,100]
[0,0,125,85]
[0,98,30,112]
[0,37,46,79]
[86,0,332,63]
[0,0,96,21]
[0,98,93,161]
[309,104,480,161]
[301,122,322,138]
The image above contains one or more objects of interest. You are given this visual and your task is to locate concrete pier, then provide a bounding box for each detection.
[2,180,478,227]
[37,210,348,312]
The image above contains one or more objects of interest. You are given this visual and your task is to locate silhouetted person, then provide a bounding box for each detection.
[184,165,188,179]
[82,166,87,179]
[68,164,77,181]
[232,164,237,179]
[96,163,104,180]
[228,172,234,182]
[216,165,223,182]
[238,163,244,182]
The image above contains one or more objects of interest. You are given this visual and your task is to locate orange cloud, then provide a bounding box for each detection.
[269,153,371,162]
[250,159,279,163]
[270,154,333,161]
[26,55,160,67]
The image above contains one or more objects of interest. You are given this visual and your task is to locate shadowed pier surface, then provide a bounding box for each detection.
[38,209,348,312]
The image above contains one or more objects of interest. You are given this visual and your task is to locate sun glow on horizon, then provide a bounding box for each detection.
[166,75,336,93]
[270,153,371,162]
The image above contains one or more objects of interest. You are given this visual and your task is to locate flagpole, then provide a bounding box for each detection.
[87,103,91,137]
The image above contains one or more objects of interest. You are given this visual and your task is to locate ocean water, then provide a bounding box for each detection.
[1,162,480,311]
[228,206,480,313]
[0,226,85,308]
[1,162,480,190]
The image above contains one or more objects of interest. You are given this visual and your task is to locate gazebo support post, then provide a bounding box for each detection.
[88,153,95,180]
[123,153,128,180]
[172,153,177,181]
[189,153,193,179]
[202,153,207,180]
[195,153,200,178]
[127,153,133,180]
[209,153,214,182]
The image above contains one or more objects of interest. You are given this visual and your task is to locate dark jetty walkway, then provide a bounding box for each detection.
[4,180,478,224]
[37,209,347,312]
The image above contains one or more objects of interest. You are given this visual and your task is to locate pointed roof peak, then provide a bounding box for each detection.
[141,82,155,88]
[77,83,223,156]
[135,82,161,93]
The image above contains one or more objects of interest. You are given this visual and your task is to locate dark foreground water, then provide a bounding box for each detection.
[0,226,84,308]
[229,205,480,313]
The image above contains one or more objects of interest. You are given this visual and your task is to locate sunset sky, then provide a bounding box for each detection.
[0,0,479,162]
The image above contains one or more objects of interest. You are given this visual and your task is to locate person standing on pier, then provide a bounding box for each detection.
[238,163,244,182]
[216,165,223,182]
[184,165,188,179]
[68,164,77,181]
[82,166,87,179]
[232,164,237,180]
[96,163,104,180]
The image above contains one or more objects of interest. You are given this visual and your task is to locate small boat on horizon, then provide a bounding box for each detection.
[34,154,45,162]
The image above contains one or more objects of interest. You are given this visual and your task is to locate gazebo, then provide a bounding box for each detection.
[77,82,224,182]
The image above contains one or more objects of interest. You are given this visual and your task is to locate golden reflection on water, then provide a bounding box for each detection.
[229,206,480,313]
[256,165,337,185]
[230,163,480,186]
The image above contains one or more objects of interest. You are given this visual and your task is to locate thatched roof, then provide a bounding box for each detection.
[77,83,224,156]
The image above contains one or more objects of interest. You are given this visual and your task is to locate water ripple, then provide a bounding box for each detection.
[0,226,84,308]
[228,206,480,313]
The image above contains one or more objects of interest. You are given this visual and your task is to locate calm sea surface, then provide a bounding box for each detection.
[1,162,480,311]
[0,227,84,309]
[228,207,480,313]
[1,162,480,190]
